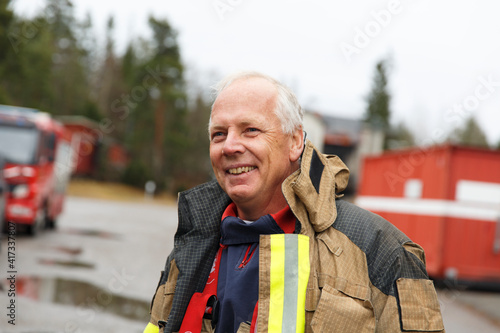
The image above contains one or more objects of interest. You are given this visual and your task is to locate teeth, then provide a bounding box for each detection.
[228,166,256,175]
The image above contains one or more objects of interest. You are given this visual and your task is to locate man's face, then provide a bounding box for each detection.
[209,78,303,220]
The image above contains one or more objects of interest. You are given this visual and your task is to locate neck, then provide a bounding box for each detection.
[236,194,289,221]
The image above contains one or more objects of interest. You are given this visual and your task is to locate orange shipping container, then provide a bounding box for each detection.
[356,144,500,284]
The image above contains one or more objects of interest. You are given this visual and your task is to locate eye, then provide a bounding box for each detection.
[245,128,260,135]
[211,131,225,141]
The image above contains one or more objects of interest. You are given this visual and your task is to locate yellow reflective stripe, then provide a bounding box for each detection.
[143,322,159,333]
[296,234,310,333]
[267,234,310,333]
[269,234,285,332]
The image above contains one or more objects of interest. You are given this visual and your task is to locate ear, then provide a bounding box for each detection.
[289,128,305,163]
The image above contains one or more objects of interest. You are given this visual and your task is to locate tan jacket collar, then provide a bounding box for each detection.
[282,140,350,233]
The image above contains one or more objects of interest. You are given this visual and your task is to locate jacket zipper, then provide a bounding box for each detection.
[238,244,257,269]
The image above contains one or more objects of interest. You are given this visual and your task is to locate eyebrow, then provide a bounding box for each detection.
[209,120,255,131]
[209,124,225,132]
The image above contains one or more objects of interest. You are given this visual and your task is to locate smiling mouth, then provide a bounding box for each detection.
[228,166,256,175]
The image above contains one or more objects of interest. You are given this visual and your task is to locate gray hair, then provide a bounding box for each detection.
[209,71,304,135]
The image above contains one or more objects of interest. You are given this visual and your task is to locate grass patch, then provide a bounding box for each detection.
[67,178,176,205]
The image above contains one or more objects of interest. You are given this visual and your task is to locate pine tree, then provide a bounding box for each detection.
[0,0,13,64]
[122,16,188,191]
[1,0,94,114]
[0,0,14,103]
[448,116,489,148]
[385,122,415,150]
[365,60,391,131]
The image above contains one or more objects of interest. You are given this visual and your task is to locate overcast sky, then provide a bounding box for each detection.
[11,0,500,145]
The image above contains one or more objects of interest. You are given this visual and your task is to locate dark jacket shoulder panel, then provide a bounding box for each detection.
[165,180,231,332]
[176,179,230,240]
[333,200,429,297]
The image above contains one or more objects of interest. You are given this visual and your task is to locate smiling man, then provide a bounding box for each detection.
[209,76,303,221]
[144,72,445,333]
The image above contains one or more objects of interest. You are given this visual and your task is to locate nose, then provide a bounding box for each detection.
[222,131,245,155]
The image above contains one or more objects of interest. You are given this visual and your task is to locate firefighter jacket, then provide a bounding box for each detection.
[145,140,445,333]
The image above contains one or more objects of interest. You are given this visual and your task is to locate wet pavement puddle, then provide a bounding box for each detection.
[2,275,150,322]
[36,246,92,268]
[60,228,121,239]
[52,246,83,255]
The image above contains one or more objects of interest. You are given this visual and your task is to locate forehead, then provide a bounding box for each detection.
[210,78,278,125]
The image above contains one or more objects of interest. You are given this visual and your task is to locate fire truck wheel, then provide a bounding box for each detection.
[27,207,47,236]
[46,216,57,229]
[1,218,7,234]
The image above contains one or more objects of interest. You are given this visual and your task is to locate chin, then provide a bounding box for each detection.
[226,188,254,203]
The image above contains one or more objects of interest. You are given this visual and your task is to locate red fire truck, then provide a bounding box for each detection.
[356,144,500,285]
[0,105,73,235]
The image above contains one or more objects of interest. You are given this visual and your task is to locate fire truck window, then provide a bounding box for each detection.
[47,132,56,162]
[0,125,39,164]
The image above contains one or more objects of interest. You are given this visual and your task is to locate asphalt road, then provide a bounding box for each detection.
[1,196,499,332]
